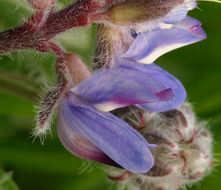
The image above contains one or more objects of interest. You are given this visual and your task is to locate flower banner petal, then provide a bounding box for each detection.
[59,96,154,173]
[72,60,174,112]
[123,16,206,64]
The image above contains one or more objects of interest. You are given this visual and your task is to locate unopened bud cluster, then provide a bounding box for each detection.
[110,103,213,190]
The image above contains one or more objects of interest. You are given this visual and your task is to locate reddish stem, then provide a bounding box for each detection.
[0,0,106,54]
[172,153,187,174]
[186,128,196,144]
[175,128,184,142]
[137,111,146,130]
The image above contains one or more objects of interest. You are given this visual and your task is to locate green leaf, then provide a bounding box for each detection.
[0,0,31,30]
[0,69,40,102]
[0,167,20,190]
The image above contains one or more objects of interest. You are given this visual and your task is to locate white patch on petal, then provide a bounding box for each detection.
[159,23,173,30]
[138,42,187,64]
[94,102,124,112]
[185,0,196,10]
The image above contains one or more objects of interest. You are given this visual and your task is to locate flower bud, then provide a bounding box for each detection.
[110,103,213,190]
[65,54,91,84]
[97,0,195,26]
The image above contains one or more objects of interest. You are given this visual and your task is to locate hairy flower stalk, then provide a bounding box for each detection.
[0,0,113,54]
[34,55,69,137]
[27,0,56,31]
[109,103,213,190]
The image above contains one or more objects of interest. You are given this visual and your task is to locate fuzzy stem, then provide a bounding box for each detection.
[0,0,106,54]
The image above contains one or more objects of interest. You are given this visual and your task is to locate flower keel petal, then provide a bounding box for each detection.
[58,109,119,167]
[60,96,154,173]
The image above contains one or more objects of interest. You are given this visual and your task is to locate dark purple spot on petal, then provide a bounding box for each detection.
[155,88,174,101]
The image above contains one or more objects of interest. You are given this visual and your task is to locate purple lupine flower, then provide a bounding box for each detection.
[124,16,207,64]
[114,16,206,112]
[57,55,187,173]
[94,0,198,64]
[99,16,205,112]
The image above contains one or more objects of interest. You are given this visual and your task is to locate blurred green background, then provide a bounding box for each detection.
[0,0,220,190]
